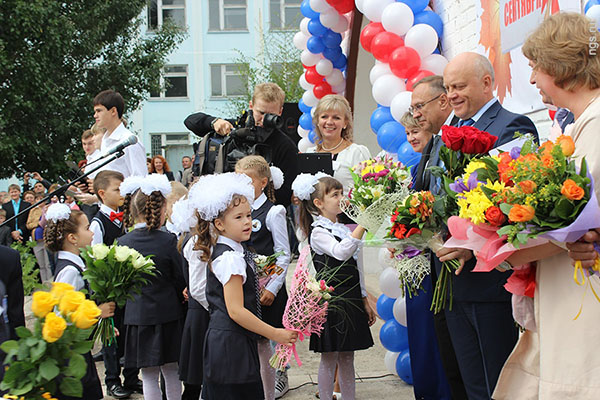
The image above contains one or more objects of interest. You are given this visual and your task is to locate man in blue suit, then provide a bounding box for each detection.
[434,52,539,399]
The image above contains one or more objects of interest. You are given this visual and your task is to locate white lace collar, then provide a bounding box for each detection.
[311,215,351,238]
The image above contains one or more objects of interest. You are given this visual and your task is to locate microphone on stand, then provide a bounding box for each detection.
[101,135,139,157]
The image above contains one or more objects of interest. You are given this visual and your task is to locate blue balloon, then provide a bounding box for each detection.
[379,319,409,352]
[396,350,413,385]
[306,36,325,54]
[308,129,318,144]
[401,0,428,15]
[299,113,313,130]
[370,107,393,134]
[397,141,421,167]
[332,53,347,69]
[433,48,441,55]
[300,0,319,19]
[323,30,343,48]
[376,294,396,320]
[298,99,311,114]
[323,46,342,62]
[308,18,327,37]
[586,0,600,13]
[377,122,407,153]
[414,10,444,38]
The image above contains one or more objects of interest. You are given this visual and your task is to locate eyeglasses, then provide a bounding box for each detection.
[408,94,442,115]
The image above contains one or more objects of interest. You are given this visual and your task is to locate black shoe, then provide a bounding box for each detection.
[124,380,143,394]
[92,351,103,362]
[106,384,132,399]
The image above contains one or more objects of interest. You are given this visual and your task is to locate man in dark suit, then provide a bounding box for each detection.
[434,52,539,399]
[1,184,31,243]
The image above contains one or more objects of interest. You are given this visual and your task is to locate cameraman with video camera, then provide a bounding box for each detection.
[184,83,298,207]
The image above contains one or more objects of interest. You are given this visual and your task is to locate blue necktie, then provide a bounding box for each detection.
[458,118,475,127]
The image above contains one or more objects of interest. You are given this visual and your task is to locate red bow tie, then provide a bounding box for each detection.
[110,211,124,223]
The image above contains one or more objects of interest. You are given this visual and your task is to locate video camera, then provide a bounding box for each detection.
[229,110,283,143]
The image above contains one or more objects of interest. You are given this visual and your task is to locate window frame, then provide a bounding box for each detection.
[208,0,248,32]
[270,0,301,31]
[149,64,189,100]
[147,0,186,31]
[209,63,248,99]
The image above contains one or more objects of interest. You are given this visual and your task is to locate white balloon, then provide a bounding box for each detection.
[369,63,393,85]
[393,296,407,326]
[293,31,308,51]
[587,5,600,30]
[340,37,350,56]
[297,126,310,139]
[372,75,406,107]
[384,351,401,374]
[382,3,414,36]
[362,0,395,23]
[378,247,393,267]
[300,18,310,36]
[298,137,313,153]
[301,49,321,66]
[310,107,316,117]
[310,0,331,13]
[390,91,413,122]
[331,81,346,94]
[299,73,313,91]
[355,0,366,14]
[315,59,334,76]
[332,14,349,33]
[421,54,448,75]
[379,267,403,298]
[405,24,439,59]
[326,69,344,86]
[302,90,319,107]
[320,9,339,29]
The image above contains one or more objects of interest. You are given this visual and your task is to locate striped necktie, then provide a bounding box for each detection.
[458,118,475,127]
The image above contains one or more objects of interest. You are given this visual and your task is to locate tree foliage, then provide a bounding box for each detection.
[0,0,186,179]
[226,30,304,116]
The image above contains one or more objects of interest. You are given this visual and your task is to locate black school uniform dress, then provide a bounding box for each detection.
[202,236,264,400]
[243,193,290,329]
[179,234,210,386]
[53,252,103,400]
[117,224,186,368]
[308,216,374,353]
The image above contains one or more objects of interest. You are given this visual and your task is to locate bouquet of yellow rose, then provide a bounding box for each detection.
[80,243,156,345]
[0,283,101,399]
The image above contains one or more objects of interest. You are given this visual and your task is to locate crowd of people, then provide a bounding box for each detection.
[0,11,599,400]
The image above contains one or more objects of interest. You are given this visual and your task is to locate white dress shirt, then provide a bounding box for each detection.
[55,251,87,291]
[310,215,368,297]
[252,193,291,296]
[99,123,148,178]
[212,235,247,286]
[84,149,102,179]
[89,204,122,245]
[184,236,209,310]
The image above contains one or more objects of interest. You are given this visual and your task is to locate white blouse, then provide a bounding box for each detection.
[55,251,87,291]
[212,236,247,286]
[183,236,209,310]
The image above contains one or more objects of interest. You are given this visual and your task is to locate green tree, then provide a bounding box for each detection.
[226,29,304,116]
[0,0,186,179]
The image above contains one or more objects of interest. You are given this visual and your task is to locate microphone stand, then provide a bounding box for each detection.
[0,150,126,229]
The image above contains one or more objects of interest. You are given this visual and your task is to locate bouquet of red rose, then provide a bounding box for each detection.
[427,125,498,312]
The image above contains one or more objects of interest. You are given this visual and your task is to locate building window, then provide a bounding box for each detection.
[210,64,247,97]
[148,0,186,30]
[208,0,247,31]
[270,0,301,30]
[150,65,188,99]
[151,134,163,156]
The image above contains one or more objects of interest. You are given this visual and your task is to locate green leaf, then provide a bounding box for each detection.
[555,198,575,219]
[0,340,19,353]
[499,202,513,215]
[15,326,32,338]
[29,339,46,362]
[71,340,94,354]
[11,381,33,396]
[60,376,83,397]
[39,358,60,380]
[64,353,87,380]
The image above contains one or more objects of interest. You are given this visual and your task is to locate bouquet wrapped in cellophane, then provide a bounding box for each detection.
[340,155,412,236]
[253,251,285,293]
[269,245,334,371]
[80,243,156,345]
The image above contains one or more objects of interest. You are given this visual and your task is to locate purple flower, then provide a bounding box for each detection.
[396,246,423,260]
[510,147,521,160]
[449,178,468,193]
[467,171,482,190]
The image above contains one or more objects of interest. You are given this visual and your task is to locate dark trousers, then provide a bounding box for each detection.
[444,301,518,400]
[103,306,139,387]
[406,275,452,400]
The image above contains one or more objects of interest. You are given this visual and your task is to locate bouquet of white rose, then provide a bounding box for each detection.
[80,243,156,345]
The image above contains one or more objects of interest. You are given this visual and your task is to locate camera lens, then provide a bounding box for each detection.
[262,113,283,130]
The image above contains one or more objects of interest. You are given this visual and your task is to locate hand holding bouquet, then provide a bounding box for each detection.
[80,243,156,345]
[1,283,100,399]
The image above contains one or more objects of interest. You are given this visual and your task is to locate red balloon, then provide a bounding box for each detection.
[389,46,421,79]
[305,67,324,85]
[371,32,404,63]
[314,82,333,99]
[335,0,355,13]
[360,22,384,53]
[406,70,435,91]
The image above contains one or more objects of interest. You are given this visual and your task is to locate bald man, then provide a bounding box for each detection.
[436,52,539,399]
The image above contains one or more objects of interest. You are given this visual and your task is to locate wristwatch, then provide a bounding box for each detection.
[210,117,219,130]
[497,260,513,271]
